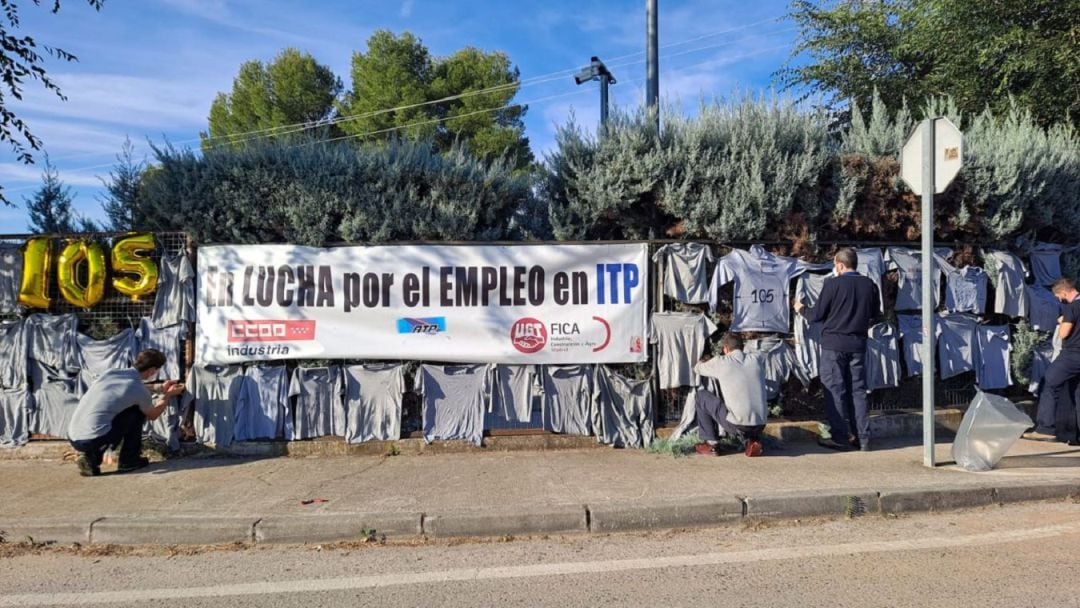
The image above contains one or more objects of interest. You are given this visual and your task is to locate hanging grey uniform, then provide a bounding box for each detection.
[649,312,718,389]
[653,242,715,304]
[25,313,79,372]
[793,272,828,383]
[344,363,406,443]
[885,247,947,311]
[0,244,22,314]
[1029,242,1063,286]
[491,365,536,424]
[975,325,1012,390]
[865,323,901,390]
[289,366,345,439]
[897,314,928,376]
[942,265,988,314]
[936,313,980,380]
[0,319,27,389]
[137,318,184,381]
[27,360,79,439]
[592,366,654,449]
[190,364,244,447]
[151,252,195,329]
[983,250,1028,317]
[76,329,137,392]
[0,387,29,447]
[235,365,290,441]
[1026,285,1062,332]
[709,245,829,332]
[742,337,798,399]
[415,364,490,446]
[541,364,594,436]
[856,247,886,313]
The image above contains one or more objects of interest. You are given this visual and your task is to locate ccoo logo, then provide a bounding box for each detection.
[510,317,547,354]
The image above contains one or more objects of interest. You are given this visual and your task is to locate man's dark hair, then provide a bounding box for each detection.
[835,247,858,270]
[133,349,166,373]
[1052,277,1076,294]
[720,332,743,352]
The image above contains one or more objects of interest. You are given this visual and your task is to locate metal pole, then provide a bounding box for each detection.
[646,0,659,131]
[600,75,609,131]
[921,118,936,468]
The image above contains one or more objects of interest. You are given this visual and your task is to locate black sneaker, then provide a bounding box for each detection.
[817,437,851,451]
[116,457,151,473]
[76,454,101,477]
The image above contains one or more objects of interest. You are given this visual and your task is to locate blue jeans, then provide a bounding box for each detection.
[820,348,869,444]
[1037,350,1080,442]
[70,405,146,468]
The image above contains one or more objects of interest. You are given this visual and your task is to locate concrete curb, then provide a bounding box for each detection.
[255,513,422,544]
[424,506,587,538]
[2,480,1077,545]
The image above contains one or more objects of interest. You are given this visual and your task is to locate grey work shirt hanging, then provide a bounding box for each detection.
[885,247,948,311]
[743,337,799,399]
[1029,242,1063,286]
[289,366,345,439]
[1026,285,1062,333]
[855,248,886,313]
[25,313,79,372]
[936,313,980,380]
[0,387,29,447]
[235,366,290,441]
[592,366,654,449]
[709,245,828,332]
[491,365,536,424]
[415,364,490,446]
[653,242,715,304]
[151,253,195,329]
[191,364,244,447]
[975,325,1012,390]
[793,272,828,383]
[0,244,21,314]
[984,250,1028,318]
[865,322,901,390]
[648,311,718,389]
[137,318,184,381]
[540,364,594,436]
[76,329,138,390]
[344,363,406,443]
[0,319,27,389]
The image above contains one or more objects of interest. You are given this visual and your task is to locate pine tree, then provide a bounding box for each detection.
[99,138,146,231]
[25,160,78,234]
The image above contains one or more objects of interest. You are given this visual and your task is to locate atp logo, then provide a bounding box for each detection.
[510,317,547,354]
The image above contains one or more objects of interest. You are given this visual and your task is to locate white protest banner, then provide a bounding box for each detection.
[195,243,649,364]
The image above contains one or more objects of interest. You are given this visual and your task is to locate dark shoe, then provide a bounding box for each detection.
[76,454,100,477]
[848,435,861,450]
[116,456,151,473]
[1067,439,1080,447]
[817,437,851,451]
[694,442,720,456]
[744,440,763,457]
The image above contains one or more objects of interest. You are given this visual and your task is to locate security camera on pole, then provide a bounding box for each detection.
[574,57,616,131]
[900,117,963,468]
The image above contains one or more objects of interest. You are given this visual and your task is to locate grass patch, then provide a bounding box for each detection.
[647,431,702,458]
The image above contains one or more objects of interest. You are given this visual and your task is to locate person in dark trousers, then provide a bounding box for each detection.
[1033,278,1080,445]
[67,349,185,476]
[794,248,881,452]
[692,333,768,457]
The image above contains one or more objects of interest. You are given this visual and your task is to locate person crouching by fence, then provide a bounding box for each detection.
[67,349,186,477]
[692,332,768,457]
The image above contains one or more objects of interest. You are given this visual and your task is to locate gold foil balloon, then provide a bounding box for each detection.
[111,233,158,300]
[17,237,52,309]
[56,240,106,308]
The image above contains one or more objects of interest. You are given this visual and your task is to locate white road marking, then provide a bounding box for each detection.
[3,521,1080,606]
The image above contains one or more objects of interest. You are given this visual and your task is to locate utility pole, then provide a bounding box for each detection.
[573,57,617,132]
[646,0,659,131]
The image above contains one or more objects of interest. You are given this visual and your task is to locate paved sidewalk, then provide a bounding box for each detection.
[1,436,1078,545]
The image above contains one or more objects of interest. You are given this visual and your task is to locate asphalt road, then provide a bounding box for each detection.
[3,501,1080,607]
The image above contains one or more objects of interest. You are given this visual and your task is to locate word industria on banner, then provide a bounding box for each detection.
[203,263,640,312]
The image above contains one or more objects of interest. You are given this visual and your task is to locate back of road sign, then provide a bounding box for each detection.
[901,117,963,194]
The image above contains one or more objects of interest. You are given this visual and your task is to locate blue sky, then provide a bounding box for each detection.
[0,0,802,233]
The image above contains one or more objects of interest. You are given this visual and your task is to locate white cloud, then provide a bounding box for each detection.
[401,0,415,18]
[15,72,216,130]
[0,163,104,189]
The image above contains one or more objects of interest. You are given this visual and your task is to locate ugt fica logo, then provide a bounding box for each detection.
[510,317,547,354]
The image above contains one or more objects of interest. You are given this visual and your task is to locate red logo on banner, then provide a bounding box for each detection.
[510,317,547,354]
[227,320,317,343]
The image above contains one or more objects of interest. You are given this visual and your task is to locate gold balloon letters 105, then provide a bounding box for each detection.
[16,234,160,309]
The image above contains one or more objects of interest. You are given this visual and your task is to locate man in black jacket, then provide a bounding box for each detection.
[794,248,881,452]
